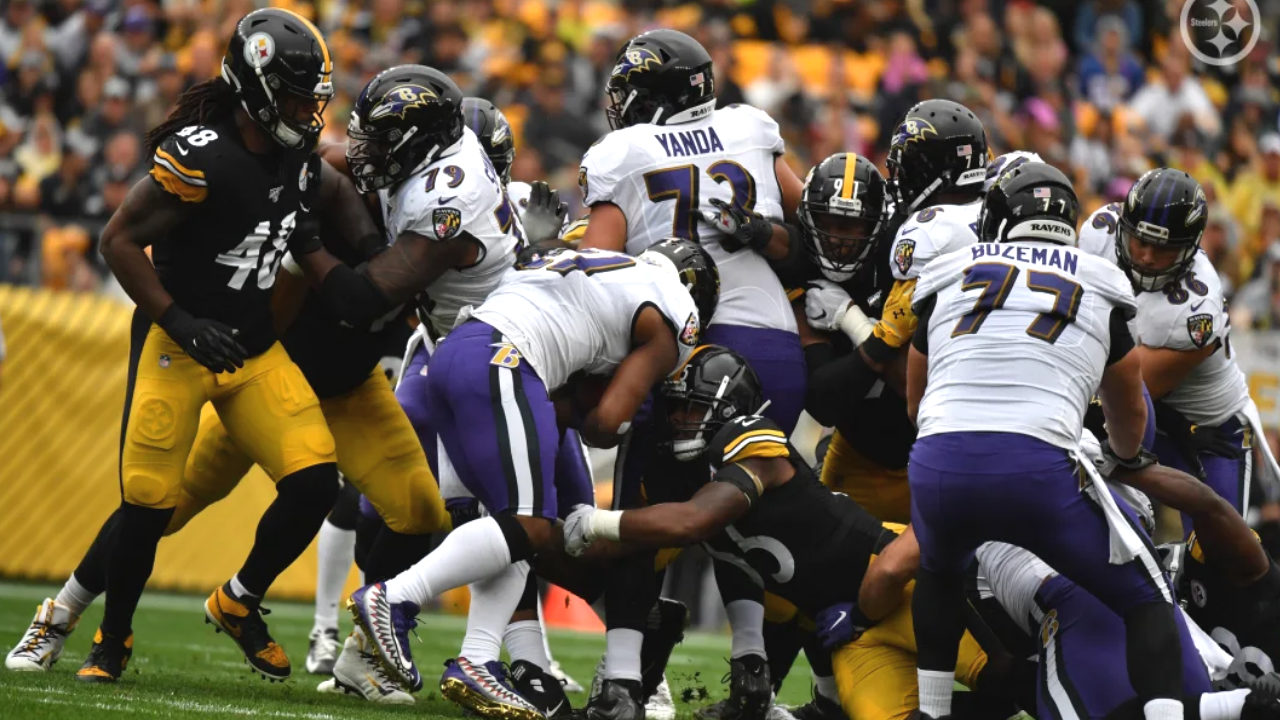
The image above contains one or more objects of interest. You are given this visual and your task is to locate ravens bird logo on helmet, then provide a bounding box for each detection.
[370,85,440,121]
[614,47,664,80]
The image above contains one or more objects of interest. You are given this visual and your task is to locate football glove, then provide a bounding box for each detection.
[702,198,773,253]
[562,504,597,557]
[805,280,876,344]
[1097,440,1159,477]
[521,180,568,248]
[871,279,919,348]
[814,601,872,650]
[158,304,247,374]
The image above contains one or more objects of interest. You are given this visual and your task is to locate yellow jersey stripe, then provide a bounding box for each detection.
[150,165,208,203]
[725,438,790,464]
[840,153,858,199]
[154,148,205,181]
[723,429,788,463]
[786,287,804,302]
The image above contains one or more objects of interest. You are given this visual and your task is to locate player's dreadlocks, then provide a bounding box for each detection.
[144,77,238,154]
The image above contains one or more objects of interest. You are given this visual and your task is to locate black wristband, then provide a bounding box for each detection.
[157,303,194,332]
[861,334,897,365]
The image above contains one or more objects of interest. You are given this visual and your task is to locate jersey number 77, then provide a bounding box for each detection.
[951,262,1083,344]
[643,161,757,242]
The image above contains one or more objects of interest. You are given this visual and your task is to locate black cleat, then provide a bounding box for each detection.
[204,582,290,681]
[640,598,688,700]
[509,659,573,718]
[788,691,844,720]
[588,678,645,720]
[76,628,133,683]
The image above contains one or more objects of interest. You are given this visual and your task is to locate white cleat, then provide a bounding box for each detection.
[550,659,585,693]
[306,626,340,675]
[6,598,78,671]
[324,628,414,705]
[645,675,677,720]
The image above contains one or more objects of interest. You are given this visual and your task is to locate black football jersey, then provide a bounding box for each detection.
[700,415,893,615]
[1178,535,1280,688]
[148,119,320,356]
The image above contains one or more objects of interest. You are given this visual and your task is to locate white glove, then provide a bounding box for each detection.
[805,280,876,344]
[805,280,854,332]
[562,504,598,557]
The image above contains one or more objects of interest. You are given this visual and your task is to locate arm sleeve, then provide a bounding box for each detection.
[766,224,810,289]
[805,350,885,426]
[912,294,937,355]
[1106,306,1135,366]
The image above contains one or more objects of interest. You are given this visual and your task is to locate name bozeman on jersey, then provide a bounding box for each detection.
[1078,205,1250,426]
[379,126,523,336]
[578,104,796,333]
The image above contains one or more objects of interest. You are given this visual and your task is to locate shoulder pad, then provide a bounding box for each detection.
[579,132,633,206]
[706,415,790,469]
[150,126,223,203]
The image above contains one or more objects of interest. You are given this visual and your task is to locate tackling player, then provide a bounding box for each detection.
[906,161,1184,720]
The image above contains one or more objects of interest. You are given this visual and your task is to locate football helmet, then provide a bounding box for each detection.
[886,99,988,212]
[983,150,1044,193]
[462,97,515,184]
[661,345,765,461]
[606,29,715,131]
[221,8,334,151]
[1116,168,1207,292]
[639,238,720,330]
[347,65,465,194]
[978,161,1079,246]
[799,153,889,282]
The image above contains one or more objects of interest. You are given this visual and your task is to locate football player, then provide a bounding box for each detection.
[53,8,343,684]
[574,30,805,716]
[346,240,718,714]
[560,346,998,720]
[906,162,1184,720]
[1078,169,1280,525]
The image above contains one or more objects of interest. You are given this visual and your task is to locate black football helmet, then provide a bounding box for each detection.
[606,29,715,131]
[661,345,765,461]
[221,8,334,151]
[347,64,465,194]
[462,97,515,184]
[639,238,720,330]
[799,153,889,282]
[886,99,988,212]
[1116,168,1207,292]
[978,161,1079,245]
[983,150,1044,193]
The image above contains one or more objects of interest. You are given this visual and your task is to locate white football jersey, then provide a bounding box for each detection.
[914,241,1137,450]
[380,127,523,336]
[579,104,795,333]
[471,249,700,392]
[1079,205,1249,425]
[888,201,983,281]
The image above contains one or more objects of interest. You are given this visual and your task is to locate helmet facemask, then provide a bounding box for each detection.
[1116,220,1200,292]
[345,111,410,193]
[801,207,880,282]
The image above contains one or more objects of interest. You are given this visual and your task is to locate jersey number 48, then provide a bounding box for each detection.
[214,211,296,291]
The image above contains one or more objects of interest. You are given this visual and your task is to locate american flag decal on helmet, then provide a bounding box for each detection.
[690,72,705,86]
[1034,187,1051,198]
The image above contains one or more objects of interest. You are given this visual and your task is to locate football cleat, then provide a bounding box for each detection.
[587,678,645,720]
[644,676,676,720]
[641,598,689,699]
[509,659,573,718]
[320,628,414,705]
[6,598,78,671]
[75,628,132,683]
[204,582,290,681]
[785,691,843,720]
[440,656,544,720]
[549,659,584,693]
[305,626,340,675]
[347,582,421,690]
[698,699,799,720]
[699,655,770,720]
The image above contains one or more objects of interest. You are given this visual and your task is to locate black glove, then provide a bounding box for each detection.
[520,180,568,248]
[158,304,248,374]
[723,654,772,720]
[703,198,774,253]
[288,213,324,256]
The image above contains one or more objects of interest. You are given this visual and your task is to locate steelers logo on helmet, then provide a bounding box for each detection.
[244,32,275,68]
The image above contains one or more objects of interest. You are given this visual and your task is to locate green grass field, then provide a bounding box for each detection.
[0,581,813,720]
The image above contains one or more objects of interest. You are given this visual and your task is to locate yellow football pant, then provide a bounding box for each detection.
[121,325,334,509]
[832,580,987,720]
[168,368,448,535]
[821,430,911,524]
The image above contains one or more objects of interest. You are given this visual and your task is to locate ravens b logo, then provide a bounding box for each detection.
[613,47,663,80]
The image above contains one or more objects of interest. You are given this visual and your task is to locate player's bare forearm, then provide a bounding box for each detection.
[578,202,627,251]
[1098,349,1148,459]
[269,267,308,335]
[859,525,919,621]
[1115,463,1269,583]
[100,177,187,321]
[582,308,677,446]
[775,155,804,221]
[620,482,747,546]
[317,160,385,259]
[905,345,928,425]
[760,222,793,261]
[363,231,473,306]
[1135,343,1216,400]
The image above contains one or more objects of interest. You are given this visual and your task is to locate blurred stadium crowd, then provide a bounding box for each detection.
[0,0,1278,325]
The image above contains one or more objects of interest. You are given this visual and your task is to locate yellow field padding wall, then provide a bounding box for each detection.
[0,285,357,601]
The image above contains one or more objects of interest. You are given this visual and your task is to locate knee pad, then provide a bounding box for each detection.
[493,512,534,563]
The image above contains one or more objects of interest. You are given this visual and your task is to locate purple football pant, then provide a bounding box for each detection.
[910,431,1173,614]
[1152,414,1250,534]
[703,324,806,433]
[1034,573,1210,719]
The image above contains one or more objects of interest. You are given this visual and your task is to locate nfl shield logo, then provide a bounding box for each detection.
[159,354,171,369]
[1186,313,1214,348]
